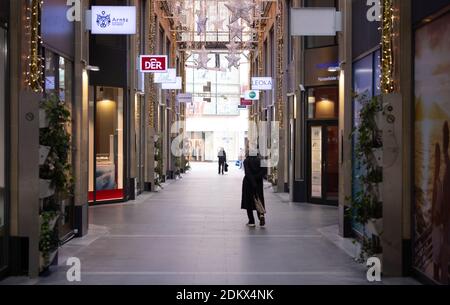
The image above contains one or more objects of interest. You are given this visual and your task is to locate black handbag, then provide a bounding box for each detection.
[225,163,229,172]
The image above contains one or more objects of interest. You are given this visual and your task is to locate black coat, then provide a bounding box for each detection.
[218,151,226,163]
[241,156,265,210]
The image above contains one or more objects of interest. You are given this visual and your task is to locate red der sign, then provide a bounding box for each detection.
[140,55,168,73]
[240,98,253,106]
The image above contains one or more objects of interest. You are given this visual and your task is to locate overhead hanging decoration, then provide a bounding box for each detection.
[380,0,395,94]
[196,0,209,36]
[194,45,211,70]
[26,0,44,93]
[224,0,255,25]
[227,21,244,41]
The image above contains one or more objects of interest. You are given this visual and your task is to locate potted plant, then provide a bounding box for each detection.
[38,94,74,273]
[348,94,384,261]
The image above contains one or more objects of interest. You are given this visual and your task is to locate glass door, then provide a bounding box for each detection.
[0,27,8,276]
[308,122,339,205]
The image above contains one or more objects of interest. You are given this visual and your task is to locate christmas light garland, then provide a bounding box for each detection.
[276,0,284,129]
[380,0,395,94]
[26,0,44,93]
[148,2,157,128]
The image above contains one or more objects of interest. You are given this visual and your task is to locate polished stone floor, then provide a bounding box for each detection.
[1,162,419,285]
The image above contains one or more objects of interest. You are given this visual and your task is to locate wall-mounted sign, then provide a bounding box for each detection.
[305,46,339,86]
[290,8,342,36]
[162,77,182,90]
[240,97,253,106]
[91,6,136,35]
[177,93,192,103]
[251,77,273,90]
[139,55,168,73]
[244,90,260,101]
[154,68,177,83]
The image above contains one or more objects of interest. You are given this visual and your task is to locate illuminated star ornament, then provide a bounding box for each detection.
[226,40,241,53]
[194,45,211,70]
[227,21,244,41]
[211,17,226,31]
[224,0,256,24]
[196,13,208,36]
[225,53,241,70]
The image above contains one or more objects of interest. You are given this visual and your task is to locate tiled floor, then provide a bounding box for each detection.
[1,162,420,285]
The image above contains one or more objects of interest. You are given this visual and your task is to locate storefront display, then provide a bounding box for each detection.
[413,9,450,284]
[89,87,125,203]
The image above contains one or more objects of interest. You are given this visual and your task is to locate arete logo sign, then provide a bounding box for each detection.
[91,6,136,35]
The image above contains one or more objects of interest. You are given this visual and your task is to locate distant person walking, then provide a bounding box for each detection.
[218,147,227,175]
[241,147,266,227]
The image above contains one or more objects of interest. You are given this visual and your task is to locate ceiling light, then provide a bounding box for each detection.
[86,65,100,72]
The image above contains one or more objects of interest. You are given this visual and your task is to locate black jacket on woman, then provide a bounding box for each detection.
[241,155,265,210]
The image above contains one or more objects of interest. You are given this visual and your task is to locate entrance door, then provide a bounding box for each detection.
[88,86,126,203]
[0,27,8,277]
[308,122,339,205]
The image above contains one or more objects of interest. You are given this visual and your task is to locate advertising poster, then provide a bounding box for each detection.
[414,11,450,284]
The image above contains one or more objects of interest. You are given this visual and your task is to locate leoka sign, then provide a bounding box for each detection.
[140,55,168,73]
[91,6,136,35]
[244,90,260,101]
[251,77,273,90]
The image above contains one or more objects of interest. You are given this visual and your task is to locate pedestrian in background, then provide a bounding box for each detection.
[241,146,266,227]
[218,147,227,175]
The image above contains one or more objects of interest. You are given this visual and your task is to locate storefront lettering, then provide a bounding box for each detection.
[66,0,81,22]
[366,0,381,22]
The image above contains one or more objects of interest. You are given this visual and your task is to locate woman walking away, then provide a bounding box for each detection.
[218,147,227,175]
[241,147,266,227]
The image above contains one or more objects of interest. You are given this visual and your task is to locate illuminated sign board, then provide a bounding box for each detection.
[91,6,136,35]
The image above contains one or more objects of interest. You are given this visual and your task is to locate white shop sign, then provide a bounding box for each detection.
[91,6,136,35]
[290,8,342,36]
[177,93,193,103]
[154,69,177,83]
[251,77,273,90]
[162,77,182,90]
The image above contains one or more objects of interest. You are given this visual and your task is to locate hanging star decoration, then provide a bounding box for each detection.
[196,10,208,36]
[226,40,241,54]
[194,45,211,70]
[211,17,226,31]
[227,21,244,41]
[225,53,241,70]
[225,41,241,70]
[224,0,256,25]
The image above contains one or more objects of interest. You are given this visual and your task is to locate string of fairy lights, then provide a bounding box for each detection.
[276,0,284,130]
[148,3,157,129]
[25,0,44,93]
[380,0,395,94]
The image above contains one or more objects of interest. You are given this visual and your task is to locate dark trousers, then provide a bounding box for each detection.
[247,209,262,224]
[218,161,225,174]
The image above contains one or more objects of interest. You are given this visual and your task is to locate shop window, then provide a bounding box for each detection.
[90,86,124,202]
[307,87,339,119]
